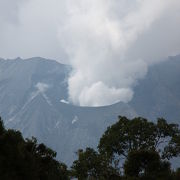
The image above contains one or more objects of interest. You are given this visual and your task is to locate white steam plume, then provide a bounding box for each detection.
[58,0,179,106]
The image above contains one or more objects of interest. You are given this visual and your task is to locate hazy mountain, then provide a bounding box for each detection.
[130,55,180,123]
[0,55,179,165]
[0,57,136,165]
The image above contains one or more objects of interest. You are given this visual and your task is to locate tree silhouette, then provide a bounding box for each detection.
[0,117,69,180]
[98,117,180,166]
[72,116,180,179]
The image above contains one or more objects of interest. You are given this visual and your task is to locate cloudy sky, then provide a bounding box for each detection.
[1,0,180,106]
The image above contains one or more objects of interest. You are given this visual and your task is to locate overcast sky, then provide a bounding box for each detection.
[0,0,180,106]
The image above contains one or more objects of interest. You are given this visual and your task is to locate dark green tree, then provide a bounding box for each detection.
[71,116,180,179]
[71,148,120,180]
[0,117,4,135]
[98,116,180,169]
[173,168,180,180]
[0,117,69,180]
[124,150,172,180]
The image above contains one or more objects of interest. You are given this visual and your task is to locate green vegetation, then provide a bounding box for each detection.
[72,116,180,179]
[0,116,180,179]
[0,117,69,180]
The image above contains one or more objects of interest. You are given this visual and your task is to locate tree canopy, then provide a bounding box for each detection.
[98,116,180,161]
[72,116,180,179]
[0,117,69,180]
[1,115,180,179]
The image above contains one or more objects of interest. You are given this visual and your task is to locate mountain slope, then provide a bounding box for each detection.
[0,55,180,165]
[0,57,136,165]
[130,55,180,123]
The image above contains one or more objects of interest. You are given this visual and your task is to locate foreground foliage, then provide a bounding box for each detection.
[72,116,180,180]
[0,117,69,180]
[1,116,180,179]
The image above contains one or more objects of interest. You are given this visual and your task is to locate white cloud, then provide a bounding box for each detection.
[58,0,180,106]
